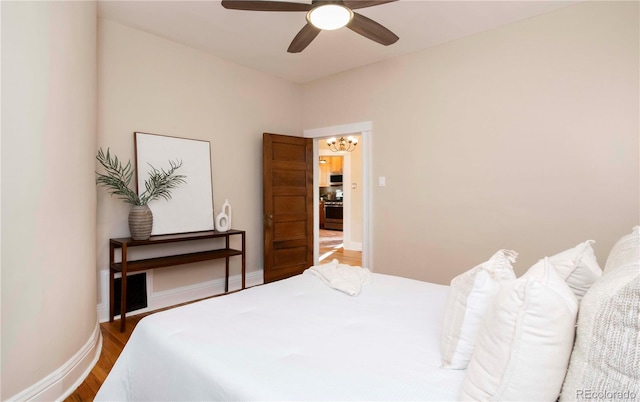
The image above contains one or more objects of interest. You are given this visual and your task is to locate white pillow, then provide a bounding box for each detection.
[440,249,517,369]
[548,240,602,301]
[603,225,639,274]
[560,227,640,401]
[461,258,579,401]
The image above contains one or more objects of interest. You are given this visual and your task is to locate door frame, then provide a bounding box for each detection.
[303,121,373,270]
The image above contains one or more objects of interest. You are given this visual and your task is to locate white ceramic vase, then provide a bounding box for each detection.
[215,199,232,232]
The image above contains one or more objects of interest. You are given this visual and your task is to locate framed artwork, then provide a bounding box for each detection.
[134,132,214,235]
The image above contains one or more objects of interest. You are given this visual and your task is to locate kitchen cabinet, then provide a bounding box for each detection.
[319,160,330,187]
[329,156,343,173]
[319,156,343,187]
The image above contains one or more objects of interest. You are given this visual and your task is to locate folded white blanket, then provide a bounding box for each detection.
[304,259,373,296]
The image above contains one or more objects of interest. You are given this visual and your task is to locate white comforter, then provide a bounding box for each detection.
[95,272,465,401]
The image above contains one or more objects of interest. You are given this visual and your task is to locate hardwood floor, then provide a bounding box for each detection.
[65,314,148,401]
[67,289,246,401]
[319,229,362,266]
[66,233,360,401]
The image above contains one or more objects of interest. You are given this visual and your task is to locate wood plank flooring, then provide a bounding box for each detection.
[319,229,362,266]
[65,314,148,401]
[66,233,360,401]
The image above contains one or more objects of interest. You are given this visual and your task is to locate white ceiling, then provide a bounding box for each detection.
[97,0,578,84]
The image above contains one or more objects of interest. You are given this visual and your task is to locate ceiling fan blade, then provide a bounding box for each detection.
[221,1,312,12]
[288,23,321,53]
[342,0,397,10]
[347,12,399,46]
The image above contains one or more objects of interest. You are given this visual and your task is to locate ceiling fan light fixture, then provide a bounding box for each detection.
[306,4,353,31]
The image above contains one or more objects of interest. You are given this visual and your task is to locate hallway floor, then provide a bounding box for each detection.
[319,229,362,266]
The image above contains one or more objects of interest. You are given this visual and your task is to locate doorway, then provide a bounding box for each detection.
[318,148,362,266]
[304,121,372,270]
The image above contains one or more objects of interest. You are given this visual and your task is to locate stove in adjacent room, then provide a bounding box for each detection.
[324,201,343,231]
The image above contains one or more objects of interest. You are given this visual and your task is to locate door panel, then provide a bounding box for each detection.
[274,247,308,267]
[272,142,307,162]
[273,170,306,187]
[274,195,306,213]
[263,133,313,283]
[274,221,307,240]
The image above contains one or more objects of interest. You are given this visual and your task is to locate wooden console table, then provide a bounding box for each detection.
[109,229,246,332]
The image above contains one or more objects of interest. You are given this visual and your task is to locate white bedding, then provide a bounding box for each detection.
[95,272,465,401]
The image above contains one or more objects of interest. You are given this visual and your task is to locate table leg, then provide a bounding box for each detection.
[225,235,230,292]
[109,242,115,322]
[241,231,246,290]
[120,244,128,332]
[225,259,230,292]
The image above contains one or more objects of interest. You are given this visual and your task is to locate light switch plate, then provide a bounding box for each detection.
[378,176,386,186]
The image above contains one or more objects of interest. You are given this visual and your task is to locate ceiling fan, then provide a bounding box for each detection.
[221,0,399,53]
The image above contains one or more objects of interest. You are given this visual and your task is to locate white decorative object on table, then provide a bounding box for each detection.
[215,199,232,232]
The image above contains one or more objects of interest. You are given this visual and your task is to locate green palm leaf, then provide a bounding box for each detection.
[96,148,187,206]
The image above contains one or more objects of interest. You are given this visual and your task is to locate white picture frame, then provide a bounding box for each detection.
[134,132,214,235]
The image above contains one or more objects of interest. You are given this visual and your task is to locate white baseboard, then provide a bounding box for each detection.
[344,241,362,251]
[97,270,264,322]
[7,320,102,402]
[8,271,266,401]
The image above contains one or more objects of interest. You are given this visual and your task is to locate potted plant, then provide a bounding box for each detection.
[96,148,186,240]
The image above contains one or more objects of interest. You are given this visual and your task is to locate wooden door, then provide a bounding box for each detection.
[263,133,314,283]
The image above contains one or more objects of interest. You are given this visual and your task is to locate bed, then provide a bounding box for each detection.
[95,272,466,401]
[95,226,639,401]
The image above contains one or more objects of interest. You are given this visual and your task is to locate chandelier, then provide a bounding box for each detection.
[326,136,358,152]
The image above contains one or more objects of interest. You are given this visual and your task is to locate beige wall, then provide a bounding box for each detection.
[1,1,98,399]
[97,20,303,300]
[302,1,639,284]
